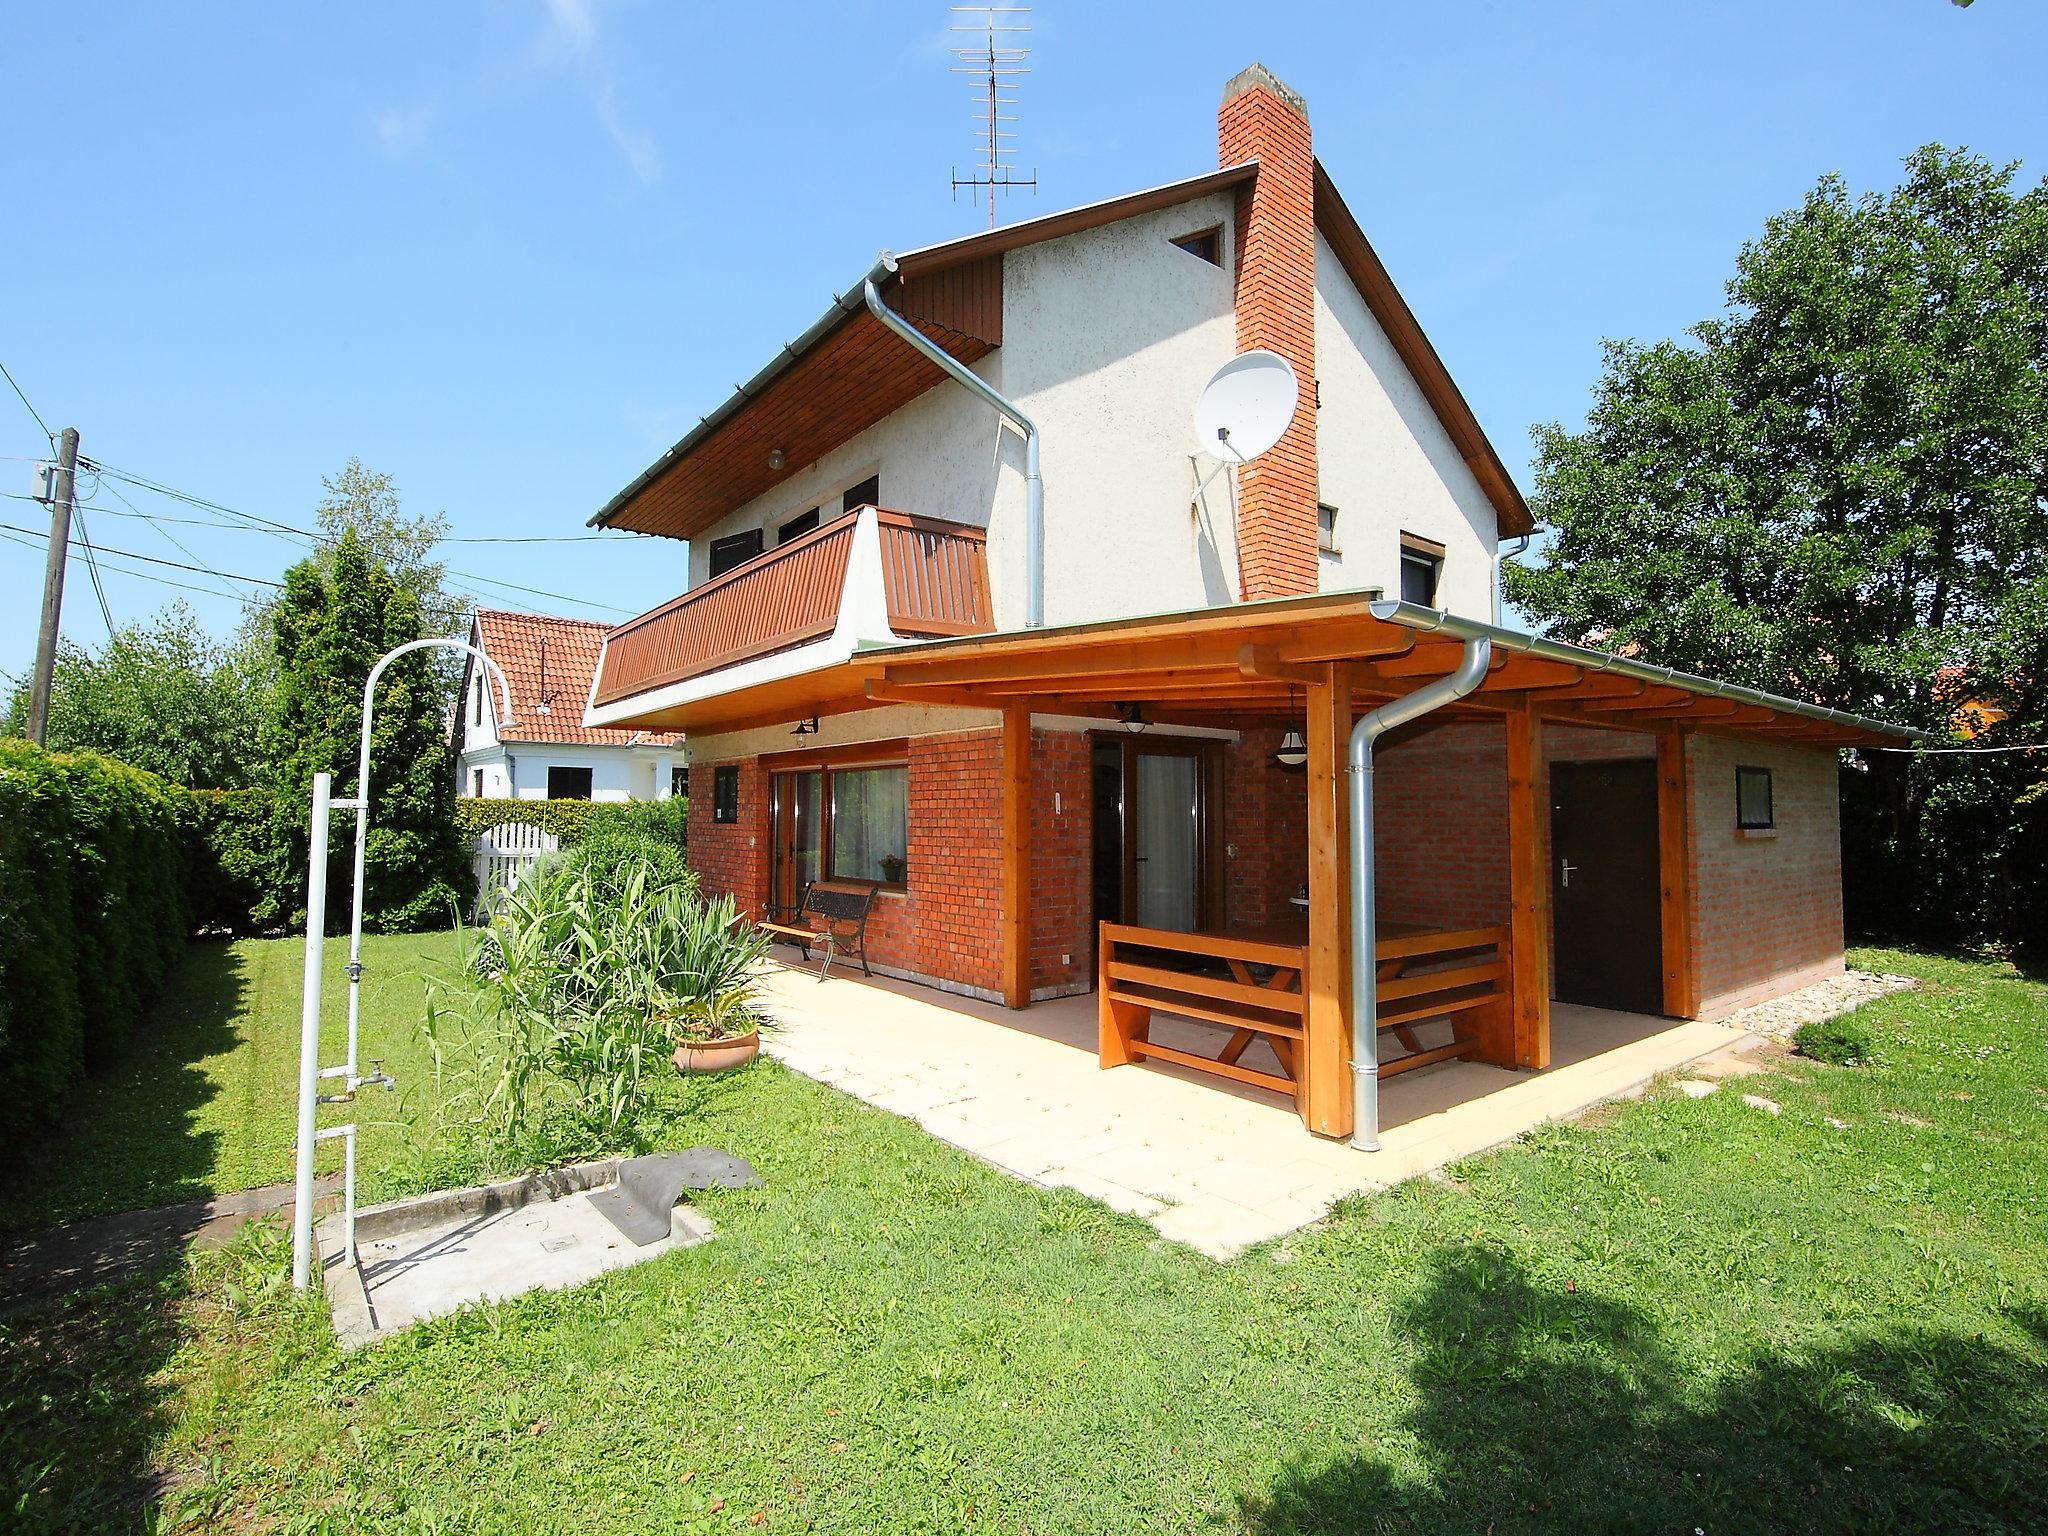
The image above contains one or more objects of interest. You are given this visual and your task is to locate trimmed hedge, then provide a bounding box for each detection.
[453,796,687,850]
[0,741,189,1148]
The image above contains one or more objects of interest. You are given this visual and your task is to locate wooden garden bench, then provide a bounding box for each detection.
[760,881,877,982]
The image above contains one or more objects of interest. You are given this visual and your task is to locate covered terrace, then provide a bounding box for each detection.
[592,587,1911,1147]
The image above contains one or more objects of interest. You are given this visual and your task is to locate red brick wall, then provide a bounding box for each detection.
[1220,65,1319,600]
[1373,722,1512,929]
[1686,733,1846,1017]
[1223,728,1309,926]
[690,724,1093,1002]
[687,758,770,919]
[1028,728,1092,996]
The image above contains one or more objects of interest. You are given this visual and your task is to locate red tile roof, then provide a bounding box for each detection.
[471,608,681,747]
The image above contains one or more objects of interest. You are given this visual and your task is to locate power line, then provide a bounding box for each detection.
[68,506,119,636]
[96,477,250,603]
[81,463,634,615]
[0,528,265,603]
[0,359,53,442]
[0,521,285,588]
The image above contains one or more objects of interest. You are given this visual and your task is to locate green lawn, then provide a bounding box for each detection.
[0,931,469,1235]
[3,944,2045,1532]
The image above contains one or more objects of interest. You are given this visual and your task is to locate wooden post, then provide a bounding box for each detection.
[1302,664,1352,1137]
[1000,705,1031,1009]
[1504,699,1551,1069]
[1656,723,1699,1018]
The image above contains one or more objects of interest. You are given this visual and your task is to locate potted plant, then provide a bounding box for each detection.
[878,854,906,884]
[665,991,762,1074]
[662,895,772,1075]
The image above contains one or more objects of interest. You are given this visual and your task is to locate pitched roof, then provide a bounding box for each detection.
[469,608,680,748]
[591,156,1533,541]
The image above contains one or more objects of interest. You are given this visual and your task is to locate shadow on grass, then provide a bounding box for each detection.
[0,942,250,1237]
[0,1259,193,1531]
[1246,1246,2048,1534]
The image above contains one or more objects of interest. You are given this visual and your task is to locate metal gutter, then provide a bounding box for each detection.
[863,254,1045,628]
[1366,599,1921,741]
[1347,635,1493,1152]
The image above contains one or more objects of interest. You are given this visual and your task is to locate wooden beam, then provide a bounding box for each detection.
[1271,630,1419,665]
[1302,664,1353,1137]
[1000,704,1030,1010]
[1504,698,1551,1069]
[1237,643,1323,685]
[1656,723,1699,1019]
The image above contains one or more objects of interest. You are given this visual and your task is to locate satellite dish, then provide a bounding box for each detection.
[1194,349,1299,464]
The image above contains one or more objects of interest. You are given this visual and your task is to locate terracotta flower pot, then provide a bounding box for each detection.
[672,1031,761,1075]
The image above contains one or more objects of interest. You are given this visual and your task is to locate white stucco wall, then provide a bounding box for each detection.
[455,741,676,802]
[686,192,1243,629]
[1312,230,1499,613]
[682,200,1505,630]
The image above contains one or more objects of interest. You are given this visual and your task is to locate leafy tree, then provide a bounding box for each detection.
[2,603,269,788]
[313,458,459,630]
[1508,146,2048,950]
[260,529,470,932]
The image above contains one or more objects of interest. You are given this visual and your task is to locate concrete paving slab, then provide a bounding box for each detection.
[756,960,1761,1260]
[320,1161,714,1348]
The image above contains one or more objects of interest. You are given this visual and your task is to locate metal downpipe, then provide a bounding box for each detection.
[1347,634,1494,1151]
[863,256,1044,627]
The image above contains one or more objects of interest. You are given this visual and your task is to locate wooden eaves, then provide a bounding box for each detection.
[607,589,1918,749]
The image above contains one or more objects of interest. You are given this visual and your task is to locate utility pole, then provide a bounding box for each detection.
[26,426,79,746]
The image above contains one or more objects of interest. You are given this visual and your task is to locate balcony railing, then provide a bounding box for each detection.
[592,507,992,708]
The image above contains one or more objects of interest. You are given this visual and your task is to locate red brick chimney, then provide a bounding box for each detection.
[1218,64,1319,601]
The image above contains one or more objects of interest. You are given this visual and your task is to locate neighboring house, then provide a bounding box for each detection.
[577,65,1917,1147]
[455,608,681,802]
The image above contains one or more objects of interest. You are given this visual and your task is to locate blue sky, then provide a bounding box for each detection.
[4,0,2043,683]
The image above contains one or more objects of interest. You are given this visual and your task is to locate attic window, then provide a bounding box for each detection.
[1171,226,1222,267]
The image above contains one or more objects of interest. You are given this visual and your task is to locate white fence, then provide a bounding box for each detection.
[472,821,559,909]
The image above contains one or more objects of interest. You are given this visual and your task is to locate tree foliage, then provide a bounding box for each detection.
[260,529,471,932]
[3,603,269,789]
[1508,147,2048,950]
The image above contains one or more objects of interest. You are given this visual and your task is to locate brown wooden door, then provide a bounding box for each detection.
[770,771,822,921]
[1550,760,1665,1015]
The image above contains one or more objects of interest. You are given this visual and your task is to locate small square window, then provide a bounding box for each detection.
[713,765,741,824]
[841,475,880,514]
[1399,532,1445,606]
[671,765,688,799]
[471,769,484,798]
[778,507,820,544]
[547,766,593,801]
[1317,503,1340,555]
[708,528,764,579]
[1171,226,1222,266]
[1736,766,1775,830]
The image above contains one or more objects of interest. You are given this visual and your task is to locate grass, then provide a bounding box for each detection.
[3,944,2046,1532]
[0,931,467,1234]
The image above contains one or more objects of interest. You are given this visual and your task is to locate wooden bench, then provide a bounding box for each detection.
[760,881,877,982]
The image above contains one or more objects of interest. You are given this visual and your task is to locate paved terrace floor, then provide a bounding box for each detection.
[754,958,1758,1259]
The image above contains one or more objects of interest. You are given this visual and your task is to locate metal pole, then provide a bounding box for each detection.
[291,771,333,1290]
[25,427,78,746]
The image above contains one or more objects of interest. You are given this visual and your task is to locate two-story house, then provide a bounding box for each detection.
[455,608,680,802]
[578,66,1913,1149]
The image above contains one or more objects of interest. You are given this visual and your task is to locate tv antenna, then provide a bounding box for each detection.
[949,5,1037,228]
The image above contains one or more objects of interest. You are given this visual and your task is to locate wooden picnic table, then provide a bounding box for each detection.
[1097,918,1513,1106]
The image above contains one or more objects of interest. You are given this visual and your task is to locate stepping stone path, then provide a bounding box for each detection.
[1741,1093,1783,1116]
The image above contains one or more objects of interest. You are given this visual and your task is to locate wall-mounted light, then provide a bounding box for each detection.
[1116,702,1148,735]
[791,716,820,738]
[768,448,786,471]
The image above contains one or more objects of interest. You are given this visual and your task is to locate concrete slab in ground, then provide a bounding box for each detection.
[321,1160,712,1348]
[756,960,1760,1261]
[0,1176,338,1312]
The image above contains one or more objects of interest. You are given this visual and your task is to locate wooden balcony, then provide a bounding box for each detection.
[592,508,992,708]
